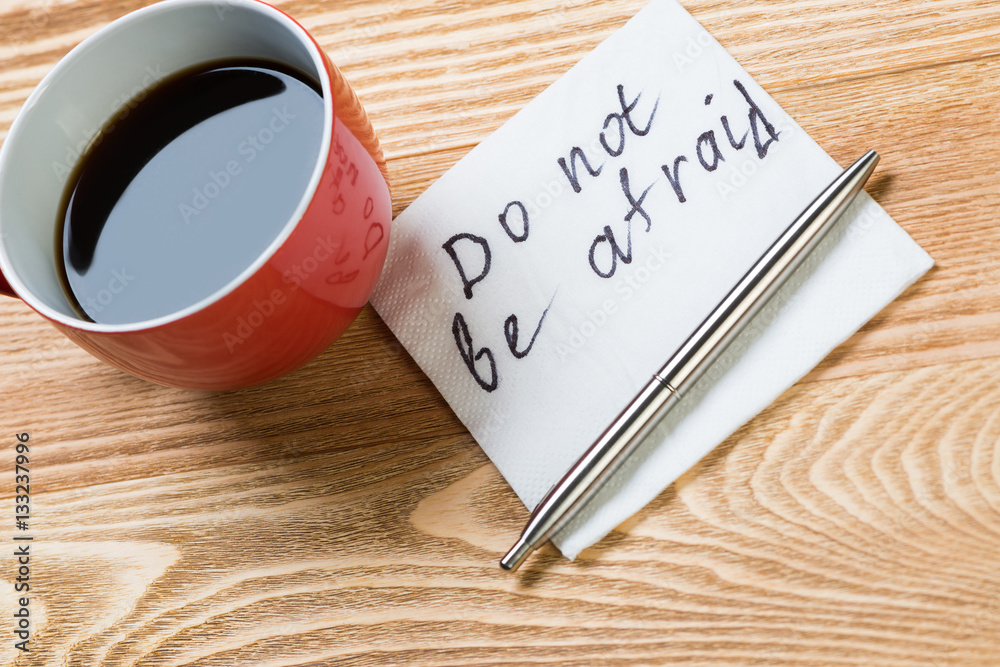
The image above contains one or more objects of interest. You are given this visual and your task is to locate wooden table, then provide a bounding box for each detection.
[2,0,999,664]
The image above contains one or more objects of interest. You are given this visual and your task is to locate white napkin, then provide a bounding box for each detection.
[371,0,932,559]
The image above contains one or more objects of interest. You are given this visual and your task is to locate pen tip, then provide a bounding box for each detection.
[500,536,534,571]
[856,150,880,177]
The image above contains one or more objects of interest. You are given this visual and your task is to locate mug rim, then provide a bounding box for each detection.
[0,0,335,334]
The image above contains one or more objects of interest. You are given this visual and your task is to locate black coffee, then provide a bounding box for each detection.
[57,58,324,324]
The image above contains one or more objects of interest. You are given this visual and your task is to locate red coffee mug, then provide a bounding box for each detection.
[0,0,391,390]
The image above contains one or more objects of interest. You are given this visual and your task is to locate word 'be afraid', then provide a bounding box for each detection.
[443,79,780,393]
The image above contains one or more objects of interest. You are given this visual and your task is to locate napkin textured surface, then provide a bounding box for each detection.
[371,0,933,558]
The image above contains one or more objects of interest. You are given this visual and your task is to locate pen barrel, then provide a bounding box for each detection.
[658,150,879,395]
[500,377,680,570]
[501,150,879,572]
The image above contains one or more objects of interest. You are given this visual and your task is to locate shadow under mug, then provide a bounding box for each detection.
[0,0,392,390]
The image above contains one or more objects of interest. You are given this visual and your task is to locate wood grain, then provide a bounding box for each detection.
[1,0,999,664]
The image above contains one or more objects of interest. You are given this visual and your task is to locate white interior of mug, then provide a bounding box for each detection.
[0,0,332,331]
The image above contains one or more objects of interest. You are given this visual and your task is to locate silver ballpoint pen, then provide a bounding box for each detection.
[500,150,880,571]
